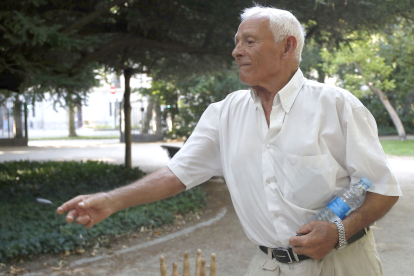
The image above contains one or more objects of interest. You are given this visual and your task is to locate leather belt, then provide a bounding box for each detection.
[259,246,310,263]
[259,227,370,264]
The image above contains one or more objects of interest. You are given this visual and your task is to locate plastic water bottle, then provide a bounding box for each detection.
[314,177,372,222]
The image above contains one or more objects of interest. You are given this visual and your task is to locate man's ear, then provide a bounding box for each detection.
[282,36,297,60]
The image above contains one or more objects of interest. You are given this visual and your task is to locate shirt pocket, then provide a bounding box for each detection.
[282,153,334,210]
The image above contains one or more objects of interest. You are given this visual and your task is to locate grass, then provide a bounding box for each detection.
[29,135,119,140]
[380,140,414,156]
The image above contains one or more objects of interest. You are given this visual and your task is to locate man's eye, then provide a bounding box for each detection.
[248,40,254,44]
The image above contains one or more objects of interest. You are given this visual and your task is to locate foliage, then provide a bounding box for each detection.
[319,18,414,134]
[321,32,396,95]
[0,161,207,262]
[2,0,413,93]
[141,70,246,138]
[300,39,325,82]
[380,140,414,156]
[171,70,247,138]
[381,18,414,133]
[0,0,102,102]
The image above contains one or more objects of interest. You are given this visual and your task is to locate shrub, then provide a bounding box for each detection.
[0,161,207,262]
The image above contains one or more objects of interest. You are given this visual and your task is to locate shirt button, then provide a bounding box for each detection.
[274,213,278,218]
[267,144,270,149]
[266,180,270,184]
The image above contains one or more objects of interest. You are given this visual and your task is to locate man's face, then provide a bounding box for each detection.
[232,16,284,87]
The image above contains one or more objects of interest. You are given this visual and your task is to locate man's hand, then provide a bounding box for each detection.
[289,220,338,260]
[57,192,114,229]
[56,167,186,229]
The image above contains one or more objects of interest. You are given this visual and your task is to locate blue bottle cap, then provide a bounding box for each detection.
[359,177,372,189]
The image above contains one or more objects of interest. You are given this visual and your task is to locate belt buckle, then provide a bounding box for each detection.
[280,247,300,264]
[283,248,293,263]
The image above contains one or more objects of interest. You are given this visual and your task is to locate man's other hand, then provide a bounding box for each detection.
[56,193,114,229]
[288,220,338,260]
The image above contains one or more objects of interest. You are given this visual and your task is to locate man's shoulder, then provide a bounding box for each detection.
[225,89,251,101]
[211,89,251,108]
[302,79,363,109]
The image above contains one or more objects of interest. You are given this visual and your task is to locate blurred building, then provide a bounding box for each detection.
[25,73,153,139]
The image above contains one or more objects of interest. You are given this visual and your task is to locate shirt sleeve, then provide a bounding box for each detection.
[167,102,223,190]
[344,101,402,196]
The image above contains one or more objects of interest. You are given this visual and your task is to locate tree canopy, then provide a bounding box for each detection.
[2,0,414,96]
[319,17,414,138]
[1,0,413,151]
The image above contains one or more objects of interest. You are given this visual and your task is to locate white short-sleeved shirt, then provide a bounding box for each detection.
[168,69,402,248]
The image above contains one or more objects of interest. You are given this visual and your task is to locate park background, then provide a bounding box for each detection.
[1,0,414,275]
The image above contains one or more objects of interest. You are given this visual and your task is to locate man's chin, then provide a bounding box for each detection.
[238,74,253,86]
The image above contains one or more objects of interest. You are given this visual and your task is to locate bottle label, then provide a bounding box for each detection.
[327,197,351,220]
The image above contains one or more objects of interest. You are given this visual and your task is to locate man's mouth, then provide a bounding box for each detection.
[239,64,250,68]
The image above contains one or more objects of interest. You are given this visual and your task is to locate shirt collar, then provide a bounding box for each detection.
[250,68,305,113]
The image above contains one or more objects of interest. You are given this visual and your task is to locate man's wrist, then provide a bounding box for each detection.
[334,220,348,249]
[104,191,121,214]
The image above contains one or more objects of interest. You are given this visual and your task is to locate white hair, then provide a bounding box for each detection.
[240,5,305,61]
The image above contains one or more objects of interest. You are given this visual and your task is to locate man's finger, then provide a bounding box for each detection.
[66,209,78,223]
[296,222,312,235]
[84,219,94,229]
[78,193,105,209]
[291,246,306,255]
[57,195,84,214]
[76,215,91,225]
[289,235,305,247]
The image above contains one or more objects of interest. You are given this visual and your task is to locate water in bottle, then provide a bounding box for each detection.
[314,177,372,222]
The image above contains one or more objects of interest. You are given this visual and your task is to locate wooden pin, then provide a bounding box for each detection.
[160,256,167,276]
[172,262,179,276]
[210,253,216,276]
[200,259,206,276]
[195,249,202,276]
[183,251,190,276]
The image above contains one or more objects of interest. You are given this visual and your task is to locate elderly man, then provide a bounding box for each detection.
[57,6,401,276]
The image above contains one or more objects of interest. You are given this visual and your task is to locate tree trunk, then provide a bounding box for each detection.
[142,96,154,134]
[317,67,326,83]
[24,102,28,140]
[68,104,77,137]
[124,68,133,168]
[77,104,83,128]
[13,97,23,138]
[368,83,406,140]
[155,99,162,135]
[354,63,406,140]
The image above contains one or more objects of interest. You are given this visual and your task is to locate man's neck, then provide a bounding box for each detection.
[253,67,298,106]
[253,67,298,127]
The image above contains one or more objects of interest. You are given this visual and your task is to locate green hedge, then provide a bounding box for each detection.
[0,161,207,262]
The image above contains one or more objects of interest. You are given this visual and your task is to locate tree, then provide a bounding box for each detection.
[0,0,106,138]
[0,0,125,92]
[320,28,412,140]
[381,18,414,134]
[141,70,246,139]
[78,0,243,167]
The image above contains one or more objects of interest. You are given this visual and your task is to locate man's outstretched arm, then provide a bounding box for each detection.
[289,192,399,259]
[56,167,186,229]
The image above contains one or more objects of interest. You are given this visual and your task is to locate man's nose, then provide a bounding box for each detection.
[232,43,245,59]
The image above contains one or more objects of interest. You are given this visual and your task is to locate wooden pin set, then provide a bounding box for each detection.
[160,249,217,276]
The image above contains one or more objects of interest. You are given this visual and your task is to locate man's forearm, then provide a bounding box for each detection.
[342,191,399,239]
[107,167,186,213]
